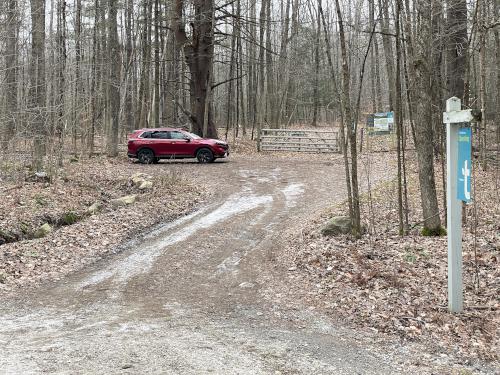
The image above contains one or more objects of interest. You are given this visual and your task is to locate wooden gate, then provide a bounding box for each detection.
[259,128,339,153]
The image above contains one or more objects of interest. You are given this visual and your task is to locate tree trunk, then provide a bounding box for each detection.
[319,2,353,219]
[334,0,361,236]
[446,0,467,99]
[30,0,47,170]
[411,0,442,234]
[174,0,217,138]
[73,0,82,153]
[4,0,18,147]
[124,0,134,133]
[138,0,152,129]
[55,0,66,159]
[106,0,121,156]
[312,1,321,127]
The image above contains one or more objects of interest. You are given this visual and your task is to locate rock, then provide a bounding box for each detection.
[61,211,80,225]
[111,195,137,207]
[239,282,256,289]
[26,172,50,183]
[87,202,103,215]
[321,216,353,236]
[138,180,153,190]
[130,173,152,188]
[34,223,53,238]
[0,228,17,244]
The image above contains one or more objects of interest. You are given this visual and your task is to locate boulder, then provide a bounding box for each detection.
[34,223,53,238]
[87,202,103,215]
[111,194,137,207]
[321,216,353,236]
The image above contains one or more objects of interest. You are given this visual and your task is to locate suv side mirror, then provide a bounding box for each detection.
[184,136,191,142]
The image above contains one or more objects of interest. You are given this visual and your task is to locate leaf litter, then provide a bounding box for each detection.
[275,155,499,364]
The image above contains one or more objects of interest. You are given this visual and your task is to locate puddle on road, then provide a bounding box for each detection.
[78,193,274,289]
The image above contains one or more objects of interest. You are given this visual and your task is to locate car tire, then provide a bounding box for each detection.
[138,148,155,164]
[196,148,214,163]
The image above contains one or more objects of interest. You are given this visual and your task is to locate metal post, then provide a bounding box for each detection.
[445,97,463,313]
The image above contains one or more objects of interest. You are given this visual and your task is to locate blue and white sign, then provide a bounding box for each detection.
[457,127,472,202]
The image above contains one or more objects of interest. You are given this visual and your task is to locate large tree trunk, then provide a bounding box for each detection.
[411,0,442,234]
[174,0,217,138]
[30,0,47,170]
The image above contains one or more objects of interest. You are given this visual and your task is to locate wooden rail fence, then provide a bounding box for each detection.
[259,128,339,153]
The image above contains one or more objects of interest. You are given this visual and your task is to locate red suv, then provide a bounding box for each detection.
[127,128,229,164]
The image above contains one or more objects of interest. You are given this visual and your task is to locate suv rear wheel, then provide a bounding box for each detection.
[196,148,214,163]
[138,148,155,164]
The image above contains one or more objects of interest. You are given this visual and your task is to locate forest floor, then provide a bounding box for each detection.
[272,152,499,364]
[0,156,209,292]
[0,140,498,374]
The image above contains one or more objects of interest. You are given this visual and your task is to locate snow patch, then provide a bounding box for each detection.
[281,183,305,208]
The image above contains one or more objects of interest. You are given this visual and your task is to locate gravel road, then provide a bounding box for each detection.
[0,155,487,374]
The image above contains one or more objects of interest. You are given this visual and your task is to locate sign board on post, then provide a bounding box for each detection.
[457,127,472,203]
[443,97,479,313]
[367,112,394,133]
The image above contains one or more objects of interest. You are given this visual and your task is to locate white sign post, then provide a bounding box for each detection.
[443,97,477,313]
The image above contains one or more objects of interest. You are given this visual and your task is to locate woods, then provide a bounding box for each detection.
[0,0,498,233]
[0,1,499,368]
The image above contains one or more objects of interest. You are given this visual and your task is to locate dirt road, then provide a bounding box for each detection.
[0,156,462,374]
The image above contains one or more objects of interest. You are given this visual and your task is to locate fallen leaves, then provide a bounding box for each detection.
[0,156,209,294]
[276,154,499,363]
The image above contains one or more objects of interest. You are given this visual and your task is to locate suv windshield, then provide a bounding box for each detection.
[187,132,201,139]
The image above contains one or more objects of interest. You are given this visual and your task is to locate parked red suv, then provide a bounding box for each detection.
[127,128,229,164]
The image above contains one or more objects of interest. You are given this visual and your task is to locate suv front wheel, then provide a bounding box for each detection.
[138,148,155,164]
[196,148,214,163]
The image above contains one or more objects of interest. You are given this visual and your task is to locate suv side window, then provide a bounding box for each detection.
[141,131,152,138]
[151,131,170,139]
[169,131,187,140]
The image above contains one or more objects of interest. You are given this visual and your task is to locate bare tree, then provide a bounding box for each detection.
[334,0,362,236]
[4,0,18,147]
[29,0,47,169]
[106,0,121,156]
[174,0,217,138]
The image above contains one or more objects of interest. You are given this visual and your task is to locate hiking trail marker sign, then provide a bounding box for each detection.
[457,127,472,203]
[443,97,478,313]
